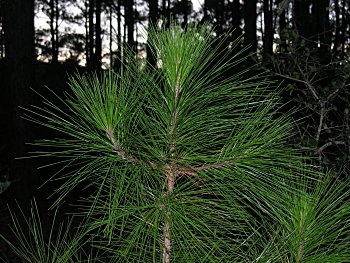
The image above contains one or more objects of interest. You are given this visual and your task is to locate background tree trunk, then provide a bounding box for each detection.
[3,0,36,209]
[203,0,208,21]
[109,0,113,68]
[116,0,122,69]
[50,0,58,63]
[84,0,89,67]
[312,0,331,63]
[87,0,94,70]
[263,0,273,62]
[340,0,346,58]
[294,0,311,40]
[231,0,241,41]
[126,0,135,51]
[183,0,189,26]
[95,0,102,70]
[277,0,287,52]
[147,0,158,67]
[333,0,340,53]
[244,0,257,53]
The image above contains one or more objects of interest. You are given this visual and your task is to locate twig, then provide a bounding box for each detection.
[274,72,319,101]
[316,102,325,142]
[106,128,139,163]
[316,140,346,154]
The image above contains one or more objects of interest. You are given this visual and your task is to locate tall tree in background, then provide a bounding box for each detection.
[35,0,62,63]
[216,0,224,34]
[87,0,94,69]
[147,0,158,67]
[333,0,341,54]
[87,0,102,70]
[293,0,311,40]
[311,0,331,63]
[276,0,287,52]
[95,0,102,69]
[0,0,5,59]
[161,0,171,27]
[203,0,208,21]
[108,0,113,67]
[178,0,190,25]
[49,0,59,63]
[263,0,273,62]
[116,0,122,69]
[3,0,36,208]
[125,0,135,51]
[340,0,347,58]
[231,0,242,41]
[202,0,224,36]
[244,0,257,53]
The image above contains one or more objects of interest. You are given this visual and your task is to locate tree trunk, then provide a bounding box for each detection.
[341,0,346,58]
[147,0,158,67]
[203,0,208,21]
[125,0,135,51]
[216,0,224,35]
[166,0,170,27]
[319,0,331,49]
[277,0,287,52]
[333,0,340,53]
[311,0,330,63]
[183,0,189,26]
[109,0,113,68]
[123,12,127,49]
[84,0,89,68]
[54,0,59,61]
[244,0,257,53]
[293,0,311,39]
[116,0,122,69]
[95,0,102,70]
[263,0,273,62]
[88,0,94,70]
[50,0,58,63]
[231,0,241,40]
[3,0,36,210]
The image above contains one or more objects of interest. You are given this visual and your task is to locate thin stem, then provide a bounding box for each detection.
[297,238,303,262]
[106,128,139,163]
[162,74,181,263]
[316,102,325,143]
[315,140,345,154]
[163,165,175,263]
[297,212,305,262]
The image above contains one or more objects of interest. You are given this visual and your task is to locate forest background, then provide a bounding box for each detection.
[0,0,350,260]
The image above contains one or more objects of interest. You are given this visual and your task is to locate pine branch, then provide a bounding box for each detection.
[106,127,139,163]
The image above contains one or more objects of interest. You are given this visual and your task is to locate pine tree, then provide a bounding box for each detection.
[2,23,350,263]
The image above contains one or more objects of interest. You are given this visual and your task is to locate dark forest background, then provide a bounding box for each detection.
[0,0,350,260]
